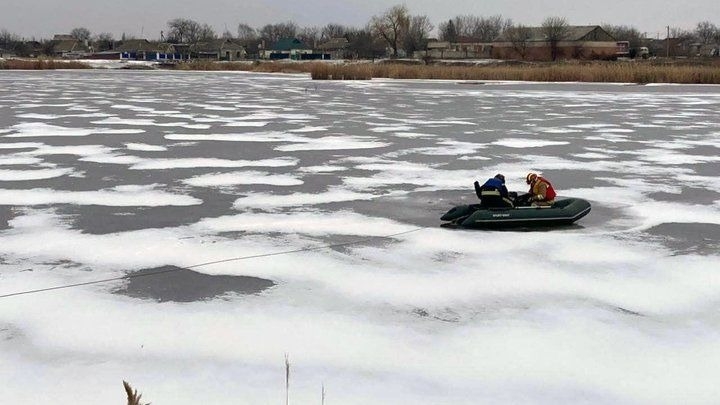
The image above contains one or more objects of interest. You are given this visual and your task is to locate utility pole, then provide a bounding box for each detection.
[666,25,670,58]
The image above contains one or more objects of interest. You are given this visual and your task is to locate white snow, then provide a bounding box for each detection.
[182,171,303,187]
[5,122,145,137]
[0,185,201,206]
[492,138,570,148]
[125,143,168,152]
[0,168,74,181]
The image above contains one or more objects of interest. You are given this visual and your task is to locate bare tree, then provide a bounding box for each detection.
[541,16,569,61]
[669,27,694,41]
[167,18,201,43]
[473,15,512,42]
[438,19,458,42]
[321,23,348,40]
[346,27,386,59]
[70,27,91,41]
[298,26,320,48]
[506,24,532,59]
[695,21,717,44]
[237,23,257,41]
[452,15,480,40]
[403,15,434,56]
[370,4,410,57]
[259,22,298,43]
[94,32,114,51]
[0,29,21,47]
[198,23,216,41]
[442,14,511,42]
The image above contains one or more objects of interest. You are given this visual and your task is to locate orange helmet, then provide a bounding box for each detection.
[526,172,537,184]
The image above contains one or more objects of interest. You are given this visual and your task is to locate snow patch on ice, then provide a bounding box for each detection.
[492,138,570,148]
[182,171,303,187]
[6,123,145,137]
[125,143,168,152]
[0,185,202,206]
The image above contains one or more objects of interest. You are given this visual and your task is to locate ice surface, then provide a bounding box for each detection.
[275,135,390,151]
[232,188,400,208]
[1,71,720,405]
[130,157,298,170]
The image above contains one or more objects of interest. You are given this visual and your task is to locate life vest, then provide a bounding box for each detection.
[531,176,556,201]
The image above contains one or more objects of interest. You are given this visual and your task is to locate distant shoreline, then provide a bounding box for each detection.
[2,58,719,84]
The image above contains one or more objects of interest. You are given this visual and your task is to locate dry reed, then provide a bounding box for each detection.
[170,59,314,74]
[308,60,720,84]
[123,380,147,405]
[0,58,91,70]
[285,353,290,405]
[2,57,717,84]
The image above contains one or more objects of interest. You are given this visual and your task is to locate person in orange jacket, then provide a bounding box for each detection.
[525,172,556,206]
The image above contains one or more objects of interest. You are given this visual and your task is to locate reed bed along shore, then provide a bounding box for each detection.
[172,59,720,84]
[308,60,720,84]
[2,57,719,84]
[0,58,91,69]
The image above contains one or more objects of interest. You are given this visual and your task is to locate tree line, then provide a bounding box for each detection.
[2,4,720,58]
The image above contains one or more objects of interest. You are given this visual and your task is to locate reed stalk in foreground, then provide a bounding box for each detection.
[285,353,291,405]
[123,380,147,405]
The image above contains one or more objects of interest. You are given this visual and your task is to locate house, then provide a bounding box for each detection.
[262,38,316,60]
[492,25,618,61]
[51,39,92,58]
[24,41,44,57]
[192,39,246,60]
[114,39,179,61]
[86,51,123,60]
[646,38,701,58]
[0,47,17,58]
[420,41,450,59]
[317,37,349,60]
[419,37,493,59]
[53,34,76,41]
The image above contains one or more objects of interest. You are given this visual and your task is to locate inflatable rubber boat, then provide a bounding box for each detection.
[441,198,591,229]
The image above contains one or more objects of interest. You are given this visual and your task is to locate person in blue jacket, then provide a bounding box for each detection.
[474,173,514,208]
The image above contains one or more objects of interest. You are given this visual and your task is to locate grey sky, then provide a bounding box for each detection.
[1,0,715,40]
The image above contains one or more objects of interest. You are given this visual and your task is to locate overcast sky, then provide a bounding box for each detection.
[1,0,715,40]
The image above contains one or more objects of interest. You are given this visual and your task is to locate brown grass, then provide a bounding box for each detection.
[0,58,91,70]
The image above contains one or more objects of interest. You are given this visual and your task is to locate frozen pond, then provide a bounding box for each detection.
[1,70,719,404]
